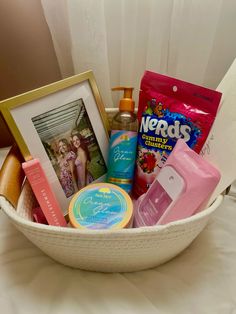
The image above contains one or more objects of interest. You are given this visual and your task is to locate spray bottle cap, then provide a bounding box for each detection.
[112,87,135,112]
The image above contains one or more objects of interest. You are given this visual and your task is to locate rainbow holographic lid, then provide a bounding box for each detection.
[68,183,133,230]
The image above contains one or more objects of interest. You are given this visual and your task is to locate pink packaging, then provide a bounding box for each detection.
[22,158,67,227]
[134,139,221,227]
[133,71,222,198]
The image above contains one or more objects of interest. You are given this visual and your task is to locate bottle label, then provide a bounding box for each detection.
[107,130,138,193]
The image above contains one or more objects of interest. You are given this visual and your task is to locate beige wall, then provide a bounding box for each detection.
[0,0,62,147]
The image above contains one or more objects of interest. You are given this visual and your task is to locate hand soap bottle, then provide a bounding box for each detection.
[106,87,138,194]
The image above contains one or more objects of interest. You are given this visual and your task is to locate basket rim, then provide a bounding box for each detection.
[0,194,223,236]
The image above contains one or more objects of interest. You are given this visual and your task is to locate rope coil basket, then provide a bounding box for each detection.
[0,179,223,272]
[0,109,224,272]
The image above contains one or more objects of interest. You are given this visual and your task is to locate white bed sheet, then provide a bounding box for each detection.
[0,149,236,314]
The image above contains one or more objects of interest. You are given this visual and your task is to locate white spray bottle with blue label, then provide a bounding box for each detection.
[106,87,138,194]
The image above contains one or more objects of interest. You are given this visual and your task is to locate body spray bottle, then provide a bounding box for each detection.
[106,87,138,194]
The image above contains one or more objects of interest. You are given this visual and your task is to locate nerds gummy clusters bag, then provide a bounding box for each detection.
[133,71,222,198]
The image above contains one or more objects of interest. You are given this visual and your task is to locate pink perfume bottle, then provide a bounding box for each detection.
[134,166,185,227]
[134,139,221,227]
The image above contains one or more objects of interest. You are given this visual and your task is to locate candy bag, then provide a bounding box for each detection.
[133,71,222,198]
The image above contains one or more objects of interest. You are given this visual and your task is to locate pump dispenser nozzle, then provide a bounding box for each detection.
[112,87,135,112]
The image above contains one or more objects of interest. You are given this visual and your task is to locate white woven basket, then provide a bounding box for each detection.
[0,180,223,272]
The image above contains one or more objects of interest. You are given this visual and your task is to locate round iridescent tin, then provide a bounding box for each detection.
[69,183,133,230]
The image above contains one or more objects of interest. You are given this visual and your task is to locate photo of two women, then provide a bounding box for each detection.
[32,99,107,198]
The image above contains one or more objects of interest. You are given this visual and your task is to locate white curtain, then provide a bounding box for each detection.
[41,0,236,107]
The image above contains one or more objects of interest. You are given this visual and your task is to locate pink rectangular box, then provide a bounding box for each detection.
[22,158,67,227]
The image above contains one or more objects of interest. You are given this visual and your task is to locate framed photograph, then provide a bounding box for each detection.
[0,71,110,214]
